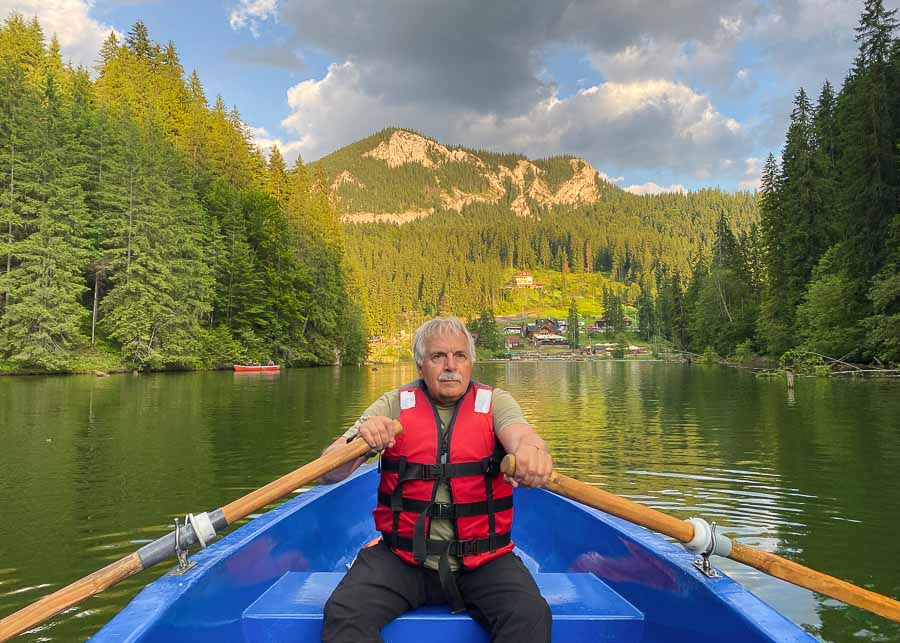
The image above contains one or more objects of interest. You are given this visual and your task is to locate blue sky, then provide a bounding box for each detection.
[1,0,893,193]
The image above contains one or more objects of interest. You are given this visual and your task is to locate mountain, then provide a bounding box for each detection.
[313,128,615,222]
[315,128,759,338]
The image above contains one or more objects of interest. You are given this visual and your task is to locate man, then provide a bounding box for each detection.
[321,316,553,643]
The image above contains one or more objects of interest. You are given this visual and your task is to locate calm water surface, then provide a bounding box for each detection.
[0,362,898,642]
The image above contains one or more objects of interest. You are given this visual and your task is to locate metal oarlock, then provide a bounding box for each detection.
[170,517,196,576]
[684,517,732,579]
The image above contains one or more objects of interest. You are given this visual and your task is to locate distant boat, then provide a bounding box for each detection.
[233,364,281,372]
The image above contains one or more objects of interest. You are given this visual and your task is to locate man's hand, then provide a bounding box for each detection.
[357,416,400,451]
[507,443,553,488]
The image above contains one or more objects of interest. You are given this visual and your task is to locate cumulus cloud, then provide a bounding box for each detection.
[229,0,279,37]
[625,182,687,196]
[738,157,763,191]
[281,61,748,184]
[0,0,119,68]
[248,125,304,165]
[231,0,875,189]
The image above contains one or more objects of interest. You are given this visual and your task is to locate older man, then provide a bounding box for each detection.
[321,316,553,643]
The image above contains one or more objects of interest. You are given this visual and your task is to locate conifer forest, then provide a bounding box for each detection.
[1,1,898,372]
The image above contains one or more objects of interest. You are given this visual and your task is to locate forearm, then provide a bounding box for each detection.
[498,423,548,454]
[497,423,552,488]
[319,436,367,484]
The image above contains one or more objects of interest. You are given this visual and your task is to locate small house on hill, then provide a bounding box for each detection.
[504,270,544,290]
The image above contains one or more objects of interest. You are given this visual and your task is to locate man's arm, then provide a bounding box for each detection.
[319,391,401,484]
[497,423,553,488]
[319,416,402,483]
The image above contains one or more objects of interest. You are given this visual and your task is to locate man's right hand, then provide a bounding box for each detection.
[357,416,401,451]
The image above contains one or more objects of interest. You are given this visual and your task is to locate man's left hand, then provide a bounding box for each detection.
[507,444,553,488]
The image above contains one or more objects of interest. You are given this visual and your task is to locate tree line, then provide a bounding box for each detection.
[638,0,898,365]
[344,190,757,336]
[0,16,367,371]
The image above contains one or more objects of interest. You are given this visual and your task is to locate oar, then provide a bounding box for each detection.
[501,454,900,623]
[0,427,397,641]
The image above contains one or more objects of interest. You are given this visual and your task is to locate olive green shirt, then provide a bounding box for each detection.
[342,386,528,570]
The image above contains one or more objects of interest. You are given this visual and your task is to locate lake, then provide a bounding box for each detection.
[1,362,898,641]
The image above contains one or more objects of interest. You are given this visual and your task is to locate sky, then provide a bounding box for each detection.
[0,0,893,194]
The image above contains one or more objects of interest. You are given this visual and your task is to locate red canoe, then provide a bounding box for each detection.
[233,364,281,372]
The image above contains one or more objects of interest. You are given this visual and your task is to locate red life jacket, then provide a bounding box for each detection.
[373,381,514,570]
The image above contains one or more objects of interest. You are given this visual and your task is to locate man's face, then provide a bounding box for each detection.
[419,331,472,406]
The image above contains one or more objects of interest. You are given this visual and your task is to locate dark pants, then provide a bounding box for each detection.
[322,541,551,643]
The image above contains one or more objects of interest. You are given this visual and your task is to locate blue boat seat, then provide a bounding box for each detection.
[242,571,644,642]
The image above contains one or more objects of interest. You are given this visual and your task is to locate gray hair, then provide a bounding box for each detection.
[413,316,477,368]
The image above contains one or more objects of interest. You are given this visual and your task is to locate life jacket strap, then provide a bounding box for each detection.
[381,532,511,558]
[380,457,500,480]
[377,491,512,519]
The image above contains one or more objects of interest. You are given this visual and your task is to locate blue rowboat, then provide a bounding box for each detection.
[91,464,815,642]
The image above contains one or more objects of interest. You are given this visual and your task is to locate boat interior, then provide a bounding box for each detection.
[92,465,812,642]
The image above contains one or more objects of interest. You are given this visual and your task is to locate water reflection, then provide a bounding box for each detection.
[0,363,898,642]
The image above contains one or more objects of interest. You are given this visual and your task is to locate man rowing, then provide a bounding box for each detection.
[320,316,553,642]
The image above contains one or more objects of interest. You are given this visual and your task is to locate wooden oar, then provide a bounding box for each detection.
[501,454,900,623]
[0,427,396,641]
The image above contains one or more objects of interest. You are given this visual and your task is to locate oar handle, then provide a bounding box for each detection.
[0,425,400,642]
[500,454,900,623]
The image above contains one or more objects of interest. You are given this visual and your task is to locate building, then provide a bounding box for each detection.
[524,319,569,346]
[503,270,544,290]
[590,316,633,332]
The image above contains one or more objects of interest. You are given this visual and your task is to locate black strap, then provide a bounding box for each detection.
[378,492,512,519]
[438,544,466,613]
[380,457,500,480]
[382,532,511,558]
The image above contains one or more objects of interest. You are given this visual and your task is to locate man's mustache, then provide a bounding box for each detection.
[438,373,462,382]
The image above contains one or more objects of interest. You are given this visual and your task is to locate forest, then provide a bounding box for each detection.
[1,0,897,373]
[0,16,368,372]
[340,1,899,365]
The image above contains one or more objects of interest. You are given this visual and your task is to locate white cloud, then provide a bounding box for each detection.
[598,172,624,184]
[625,182,687,196]
[229,0,279,37]
[738,157,763,191]
[248,125,304,165]
[0,0,119,68]
[280,61,749,185]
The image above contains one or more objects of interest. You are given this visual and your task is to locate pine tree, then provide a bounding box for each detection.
[564,300,579,347]
[0,74,90,368]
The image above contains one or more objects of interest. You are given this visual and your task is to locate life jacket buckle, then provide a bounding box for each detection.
[453,538,479,557]
[481,457,499,475]
[432,503,455,520]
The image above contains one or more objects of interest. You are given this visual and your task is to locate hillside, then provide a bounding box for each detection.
[313,128,616,221]
[318,128,759,336]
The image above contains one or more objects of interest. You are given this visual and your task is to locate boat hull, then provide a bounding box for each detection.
[91,465,815,642]
[233,365,281,372]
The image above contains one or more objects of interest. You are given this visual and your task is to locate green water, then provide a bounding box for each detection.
[1,363,898,641]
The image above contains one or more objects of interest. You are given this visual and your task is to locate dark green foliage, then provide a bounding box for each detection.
[0,15,366,371]
[344,189,757,335]
[468,308,502,351]
[758,1,899,364]
[566,300,579,347]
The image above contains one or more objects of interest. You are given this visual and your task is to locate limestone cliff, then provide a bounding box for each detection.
[314,128,604,223]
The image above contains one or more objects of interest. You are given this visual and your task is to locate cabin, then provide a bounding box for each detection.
[503,270,545,290]
[590,316,633,332]
[504,335,523,349]
[524,319,568,346]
